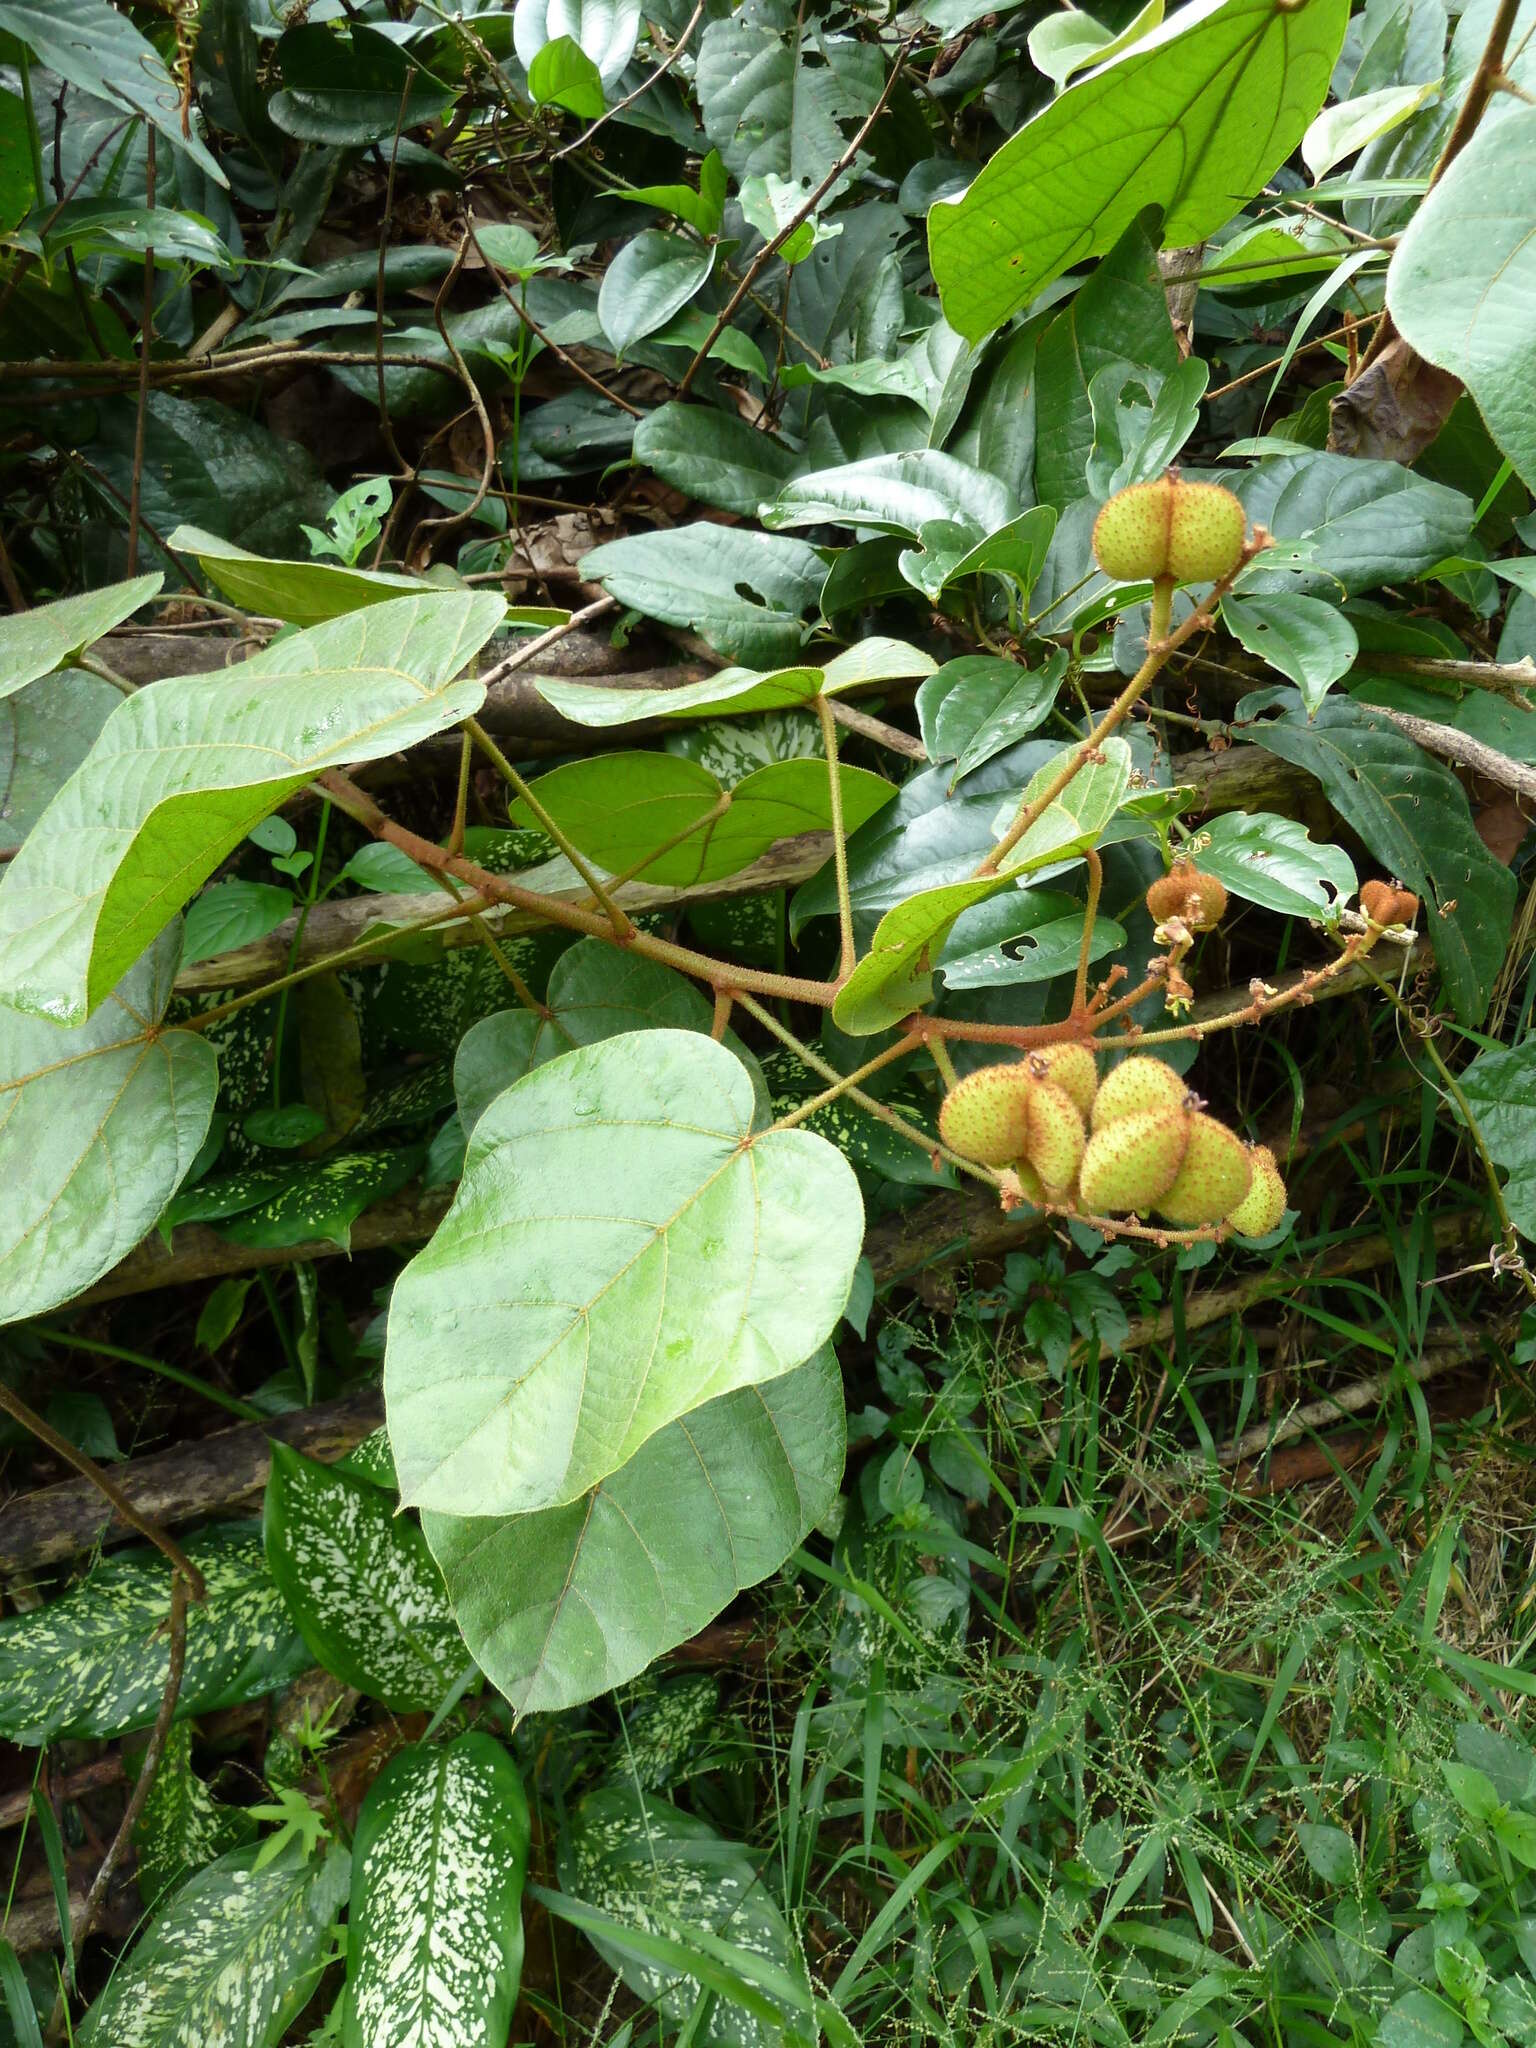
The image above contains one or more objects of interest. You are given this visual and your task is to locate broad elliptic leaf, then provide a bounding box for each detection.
[1234,453,1472,597]
[514,0,642,88]
[508,752,894,887]
[1195,811,1357,920]
[385,1030,863,1516]
[1388,105,1536,491]
[578,525,826,665]
[0,1526,310,1744]
[1458,1036,1536,1243]
[599,233,715,358]
[262,1445,463,1711]
[424,1349,844,1716]
[169,525,564,632]
[558,1784,811,2048]
[1247,696,1515,1022]
[763,451,1017,542]
[1222,593,1358,712]
[929,0,1350,341]
[917,651,1065,790]
[454,939,766,1135]
[0,925,217,1326]
[0,576,160,702]
[534,637,933,730]
[527,35,606,118]
[832,738,1134,1034]
[0,591,504,1024]
[344,1736,529,2048]
[633,404,802,518]
[0,0,226,185]
[695,9,865,185]
[937,889,1126,988]
[79,1841,350,2048]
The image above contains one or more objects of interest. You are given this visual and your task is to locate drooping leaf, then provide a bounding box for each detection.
[897,508,1057,603]
[577,525,826,664]
[1222,592,1358,712]
[424,1349,844,1716]
[262,1445,463,1711]
[1388,104,1536,490]
[1303,79,1442,181]
[763,451,1017,543]
[0,591,504,1024]
[534,637,933,729]
[507,752,894,887]
[558,1784,811,2048]
[269,22,454,144]
[916,651,1065,789]
[385,1030,863,1516]
[1029,0,1165,88]
[0,925,217,1326]
[1246,695,1515,1021]
[632,405,801,518]
[514,0,642,88]
[0,577,161,702]
[133,1720,257,1907]
[168,525,564,632]
[0,1526,310,1744]
[1195,811,1357,919]
[1458,1035,1536,1243]
[598,233,715,358]
[343,1736,529,2048]
[78,1842,350,2048]
[0,0,225,184]
[928,0,1350,341]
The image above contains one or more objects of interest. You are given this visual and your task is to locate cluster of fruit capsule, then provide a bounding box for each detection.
[937,1048,1288,1238]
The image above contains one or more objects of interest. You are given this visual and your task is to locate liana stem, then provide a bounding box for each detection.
[814,694,857,983]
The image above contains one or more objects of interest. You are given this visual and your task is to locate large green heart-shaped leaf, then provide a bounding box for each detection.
[424,1349,844,1716]
[0,926,217,1326]
[344,1736,529,2048]
[831,739,1133,1033]
[385,1031,862,1516]
[0,591,503,1023]
[0,576,160,701]
[262,1445,463,1712]
[509,752,895,887]
[79,1841,350,2048]
[169,525,562,632]
[578,525,826,664]
[0,1526,310,1743]
[1388,105,1536,490]
[534,636,933,729]
[929,0,1349,341]
[598,233,715,358]
[1248,697,1515,1022]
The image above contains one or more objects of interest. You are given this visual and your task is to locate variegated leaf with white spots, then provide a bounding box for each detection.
[263,1444,464,1712]
[558,1784,809,2048]
[423,1348,844,1717]
[79,1840,350,2048]
[133,1718,257,1906]
[343,1735,530,2048]
[0,1525,311,1743]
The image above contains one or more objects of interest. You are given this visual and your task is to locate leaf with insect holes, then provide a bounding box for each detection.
[558,1783,811,2048]
[168,526,562,632]
[263,1444,463,1711]
[1222,593,1358,713]
[0,591,504,1024]
[78,1841,349,2048]
[578,525,827,665]
[0,576,161,702]
[0,1527,310,1744]
[344,1736,529,2048]
[832,739,1133,1034]
[1195,811,1356,920]
[423,1348,844,1716]
[0,924,217,1327]
[385,1031,863,1517]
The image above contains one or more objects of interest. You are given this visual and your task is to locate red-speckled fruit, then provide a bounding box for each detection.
[938,1062,1034,1168]
[1024,1079,1086,1194]
[1226,1146,1287,1236]
[1078,1107,1190,1214]
[1092,476,1247,585]
[1032,1042,1098,1119]
[1156,1113,1253,1227]
[1091,1056,1189,1131]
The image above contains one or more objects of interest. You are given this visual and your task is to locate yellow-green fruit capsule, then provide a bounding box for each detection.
[1032,1042,1098,1119]
[1013,1161,1047,1208]
[1078,1107,1190,1214]
[1024,1079,1086,1194]
[1092,476,1247,585]
[1226,1145,1287,1237]
[1156,1114,1253,1227]
[938,1062,1034,1168]
[1091,1055,1189,1131]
